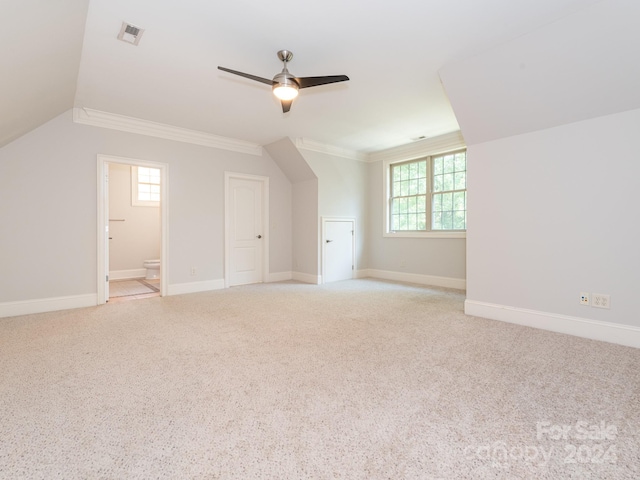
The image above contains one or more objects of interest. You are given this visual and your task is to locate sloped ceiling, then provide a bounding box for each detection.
[439,0,640,145]
[0,0,89,147]
[4,0,633,153]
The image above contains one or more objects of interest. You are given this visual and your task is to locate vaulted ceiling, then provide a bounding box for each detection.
[2,0,637,153]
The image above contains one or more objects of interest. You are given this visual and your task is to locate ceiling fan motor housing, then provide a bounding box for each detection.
[272,70,299,100]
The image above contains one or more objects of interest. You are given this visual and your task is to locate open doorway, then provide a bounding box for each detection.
[97,155,168,304]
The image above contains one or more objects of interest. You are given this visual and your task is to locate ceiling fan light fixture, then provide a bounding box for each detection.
[218,50,349,112]
[272,83,299,101]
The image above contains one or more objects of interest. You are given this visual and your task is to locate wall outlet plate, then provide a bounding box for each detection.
[580,292,590,306]
[592,293,610,309]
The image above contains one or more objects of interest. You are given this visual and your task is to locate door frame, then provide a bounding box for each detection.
[321,216,356,284]
[97,154,169,304]
[224,172,269,288]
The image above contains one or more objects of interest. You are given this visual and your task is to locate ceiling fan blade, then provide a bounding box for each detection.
[217,66,273,86]
[281,99,293,113]
[295,75,349,89]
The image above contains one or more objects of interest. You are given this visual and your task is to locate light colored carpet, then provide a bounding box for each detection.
[0,279,638,479]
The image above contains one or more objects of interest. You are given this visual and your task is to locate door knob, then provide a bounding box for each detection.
[257,235,262,239]
[326,239,333,243]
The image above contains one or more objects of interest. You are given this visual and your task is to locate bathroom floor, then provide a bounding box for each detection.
[109,278,160,302]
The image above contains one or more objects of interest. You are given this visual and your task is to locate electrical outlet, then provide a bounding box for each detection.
[190,267,197,276]
[592,293,610,309]
[580,292,590,306]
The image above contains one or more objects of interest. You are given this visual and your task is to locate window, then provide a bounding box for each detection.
[387,149,466,236]
[132,166,161,206]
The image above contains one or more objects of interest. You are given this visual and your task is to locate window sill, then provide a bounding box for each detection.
[383,231,466,239]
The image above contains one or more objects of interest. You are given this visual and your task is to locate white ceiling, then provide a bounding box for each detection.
[3,0,634,153]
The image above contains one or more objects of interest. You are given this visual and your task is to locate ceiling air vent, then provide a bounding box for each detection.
[117,22,144,46]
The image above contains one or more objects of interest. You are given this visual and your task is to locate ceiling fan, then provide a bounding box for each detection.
[218,50,349,113]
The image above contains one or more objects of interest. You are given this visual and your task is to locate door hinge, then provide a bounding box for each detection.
[106,275,109,282]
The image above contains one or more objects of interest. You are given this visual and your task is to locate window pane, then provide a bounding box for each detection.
[454,191,466,211]
[391,215,400,231]
[454,172,466,190]
[418,161,427,178]
[417,195,426,213]
[441,211,453,230]
[443,173,454,191]
[399,197,408,214]
[408,179,418,196]
[442,192,453,211]
[408,214,418,230]
[418,178,427,194]
[443,155,454,173]
[149,170,161,184]
[400,180,409,197]
[453,211,466,230]
[433,157,443,175]
[433,175,443,192]
[409,162,418,178]
[433,194,442,212]
[392,181,401,196]
[407,196,417,213]
[455,153,466,172]
[432,212,442,230]
[391,198,399,214]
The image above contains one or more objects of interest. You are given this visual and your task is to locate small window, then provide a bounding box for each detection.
[132,166,160,206]
[386,149,466,235]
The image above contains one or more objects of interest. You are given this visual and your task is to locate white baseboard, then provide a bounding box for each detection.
[292,271,322,284]
[109,269,146,280]
[267,271,293,283]
[465,300,640,349]
[361,269,466,290]
[167,279,225,296]
[0,294,98,319]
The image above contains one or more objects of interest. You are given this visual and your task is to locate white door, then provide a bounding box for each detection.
[323,219,354,283]
[228,178,264,286]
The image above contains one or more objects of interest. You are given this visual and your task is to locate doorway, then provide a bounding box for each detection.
[225,172,269,287]
[97,155,168,304]
[322,217,355,283]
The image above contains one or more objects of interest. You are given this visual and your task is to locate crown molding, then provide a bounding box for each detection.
[294,137,367,162]
[73,107,263,156]
[367,131,465,163]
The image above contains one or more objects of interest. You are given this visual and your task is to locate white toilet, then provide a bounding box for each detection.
[143,259,160,280]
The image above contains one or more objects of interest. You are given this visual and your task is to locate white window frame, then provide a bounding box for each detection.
[131,165,161,207]
[382,141,466,239]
